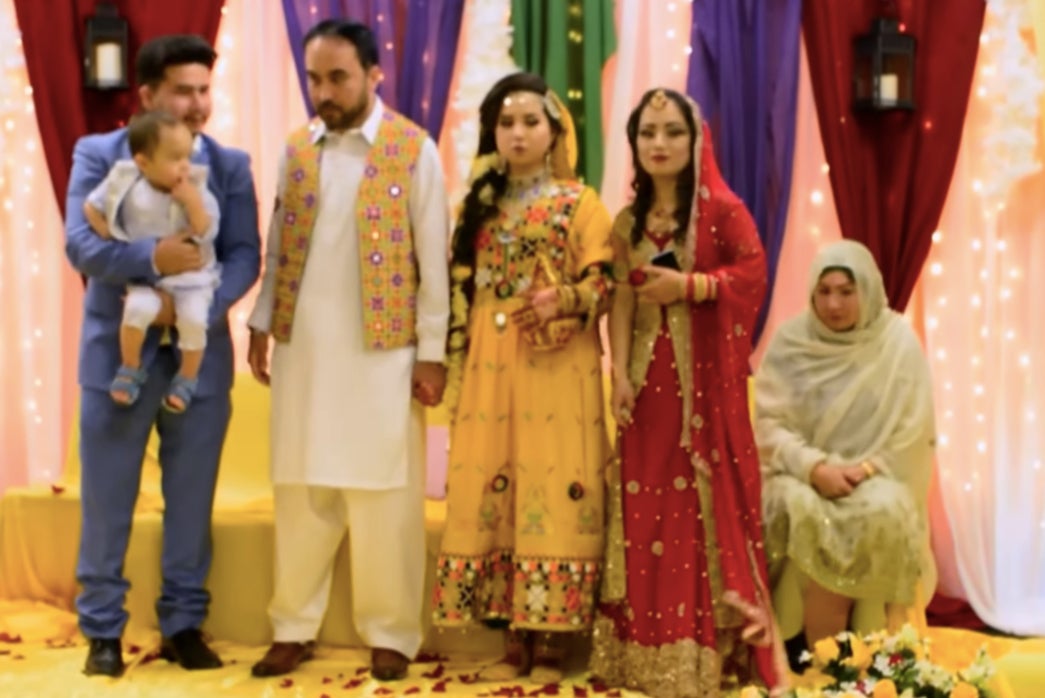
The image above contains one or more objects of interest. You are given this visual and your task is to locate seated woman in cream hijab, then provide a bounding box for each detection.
[754,240,936,665]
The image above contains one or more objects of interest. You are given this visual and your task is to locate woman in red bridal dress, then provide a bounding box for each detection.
[590,88,788,698]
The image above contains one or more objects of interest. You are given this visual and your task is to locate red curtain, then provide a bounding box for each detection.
[12,0,225,215]
[802,0,985,310]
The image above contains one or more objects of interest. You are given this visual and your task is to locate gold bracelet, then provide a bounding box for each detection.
[556,284,581,315]
[859,460,876,478]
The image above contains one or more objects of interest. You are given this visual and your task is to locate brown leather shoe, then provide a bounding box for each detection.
[251,641,316,677]
[371,647,409,681]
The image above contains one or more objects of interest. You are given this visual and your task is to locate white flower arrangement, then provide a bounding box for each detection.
[735,624,996,698]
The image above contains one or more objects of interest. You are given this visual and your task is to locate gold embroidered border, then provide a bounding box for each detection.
[432,551,601,632]
[590,615,723,698]
[601,455,627,602]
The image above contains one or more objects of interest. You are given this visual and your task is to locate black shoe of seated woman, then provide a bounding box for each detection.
[784,633,810,674]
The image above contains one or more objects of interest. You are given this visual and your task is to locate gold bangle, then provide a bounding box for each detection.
[859,461,876,478]
[555,284,573,314]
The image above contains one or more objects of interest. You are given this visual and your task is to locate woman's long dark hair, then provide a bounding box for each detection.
[625,88,698,248]
[450,72,564,293]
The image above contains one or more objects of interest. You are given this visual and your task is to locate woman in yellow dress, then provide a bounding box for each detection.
[432,72,614,684]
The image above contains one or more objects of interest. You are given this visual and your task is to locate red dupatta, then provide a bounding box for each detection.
[685,121,782,688]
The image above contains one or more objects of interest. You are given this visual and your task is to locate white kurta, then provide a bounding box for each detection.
[248,101,450,653]
[249,99,450,490]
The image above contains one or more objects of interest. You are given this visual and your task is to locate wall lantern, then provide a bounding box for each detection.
[84,2,129,90]
[853,15,916,111]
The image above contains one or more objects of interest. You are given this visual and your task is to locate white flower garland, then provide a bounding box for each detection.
[979,0,1043,207]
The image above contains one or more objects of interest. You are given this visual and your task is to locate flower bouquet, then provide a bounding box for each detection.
[735,624,996,698]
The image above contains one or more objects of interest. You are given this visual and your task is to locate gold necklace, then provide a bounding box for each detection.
[647,206,678,235]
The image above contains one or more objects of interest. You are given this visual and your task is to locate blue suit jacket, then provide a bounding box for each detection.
[65,128,261,398]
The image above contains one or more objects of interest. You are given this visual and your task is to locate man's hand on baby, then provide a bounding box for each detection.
[154,232,204,276]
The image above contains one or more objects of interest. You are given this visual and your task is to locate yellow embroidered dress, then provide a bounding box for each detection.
[432,178,613,631]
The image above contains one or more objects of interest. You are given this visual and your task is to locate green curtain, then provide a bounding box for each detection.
[510,0,616,187]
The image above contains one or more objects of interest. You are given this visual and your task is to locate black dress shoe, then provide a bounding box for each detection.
[159,628,223,670]
[84,638,125,677]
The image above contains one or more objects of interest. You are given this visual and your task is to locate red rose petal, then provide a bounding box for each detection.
[11,654,24,660]
[126,644,141,655]
[0,633,22,644]
[432,679,450,693]
[140,651,161,665]
[415,652,449,662]
[356,666,370,675]
[50,484,66,495]
[422,663,446,679]
[278,678,293,688]
[343,678,365,689]
[404,688,421,695]
[374,689,393,695]
[574,688,589,697]
[459,673,480,684]
[321,676,333,684]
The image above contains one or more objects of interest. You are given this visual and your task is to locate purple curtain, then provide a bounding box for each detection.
[397,0,465,137]
[687,0,802,344]
[281,0,464,137]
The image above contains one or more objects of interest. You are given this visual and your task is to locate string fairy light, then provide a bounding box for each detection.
[919,0,1045,627]
[925,0,1042,473]
[0,0,66,486]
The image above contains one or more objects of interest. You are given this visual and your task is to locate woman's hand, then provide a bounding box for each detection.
[611,373,637,426]
[810,463,856,499]
[635,265,686,306]
[529,286,561,323]
[841,464,871,487]
[511,286,560,330]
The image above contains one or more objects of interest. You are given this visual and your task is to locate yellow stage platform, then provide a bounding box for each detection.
[1,377,1043,696]
[0,377,497,655]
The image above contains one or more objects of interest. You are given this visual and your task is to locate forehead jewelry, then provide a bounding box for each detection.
[503,92,538,108]
[649,89,669,110]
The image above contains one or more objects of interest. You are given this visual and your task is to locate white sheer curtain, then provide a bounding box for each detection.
[0,0,80,494]
[207,0,307,370]
[918,0,1045,634]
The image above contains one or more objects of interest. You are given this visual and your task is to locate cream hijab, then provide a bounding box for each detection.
[755,240,936,502]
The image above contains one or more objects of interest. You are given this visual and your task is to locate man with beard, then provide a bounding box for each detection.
[64,34,261,677]
[246,20,450,681]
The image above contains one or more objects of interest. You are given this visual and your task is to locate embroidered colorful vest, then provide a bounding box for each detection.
[271,110,426,348]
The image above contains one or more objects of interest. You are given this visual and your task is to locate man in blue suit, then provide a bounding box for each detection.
[64,34,261,677]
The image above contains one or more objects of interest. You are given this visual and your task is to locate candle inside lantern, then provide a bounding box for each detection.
[95,42,122,86]
[879,73,899,105]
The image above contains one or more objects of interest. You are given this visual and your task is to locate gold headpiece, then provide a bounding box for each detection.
[650,89,669,110]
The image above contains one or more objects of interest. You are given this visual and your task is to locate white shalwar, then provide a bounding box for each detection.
[249,99,450,656]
